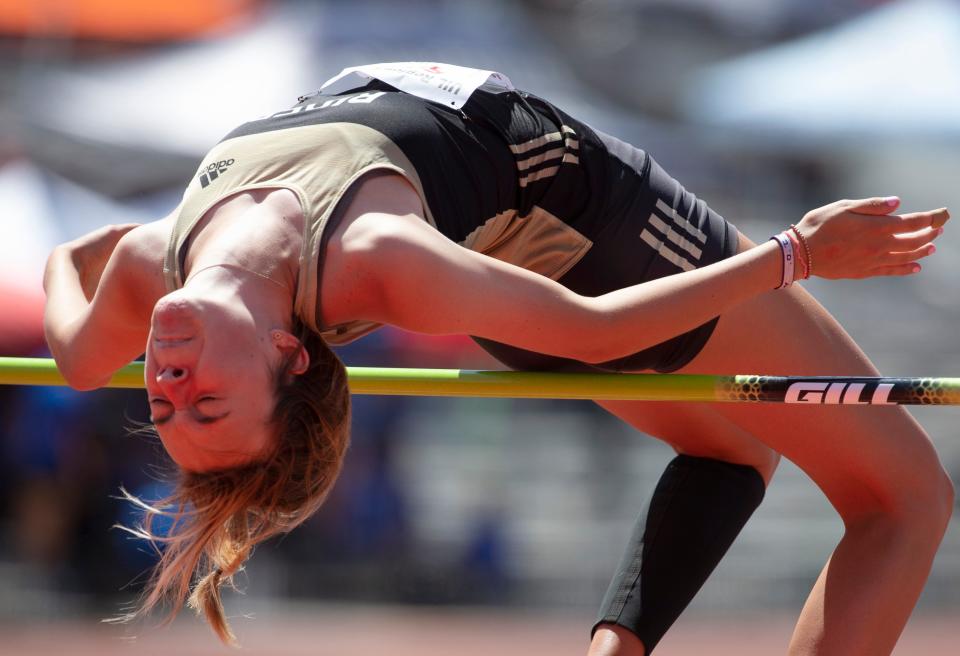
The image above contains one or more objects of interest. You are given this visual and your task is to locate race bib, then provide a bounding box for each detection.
[319,62,514,109]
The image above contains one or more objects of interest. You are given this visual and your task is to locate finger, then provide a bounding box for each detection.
[882,208,951,233]
[891,225,943,250]
[867,263,923,277]
[846,196,901,216]
[883,243,937,266]
[932,207,951,230]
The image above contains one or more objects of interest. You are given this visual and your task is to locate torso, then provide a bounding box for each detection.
[123,188,306,314]
[157,73,609,342]
[178,187,305,288]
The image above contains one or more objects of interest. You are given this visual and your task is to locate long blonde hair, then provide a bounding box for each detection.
[113,328,351,644]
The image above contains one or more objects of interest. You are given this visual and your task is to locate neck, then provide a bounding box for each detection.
[183,189,305,297]
[182,266,295,334]
[186,262,291,292]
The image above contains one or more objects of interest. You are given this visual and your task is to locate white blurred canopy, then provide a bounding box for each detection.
[685,0,960,141]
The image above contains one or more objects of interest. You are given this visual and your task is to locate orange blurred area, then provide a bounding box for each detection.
[0,0,260,41]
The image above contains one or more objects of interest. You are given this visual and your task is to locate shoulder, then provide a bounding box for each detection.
[116,220,168,268]
[119,218,169,255]
[110,217,174,301]
[319,172,442,326]
[339,171,425,230]
[327,171,433,257]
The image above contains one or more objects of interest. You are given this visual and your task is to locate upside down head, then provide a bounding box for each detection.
[118,293,351,644]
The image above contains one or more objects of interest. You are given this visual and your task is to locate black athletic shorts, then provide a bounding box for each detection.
[472,129,740,374]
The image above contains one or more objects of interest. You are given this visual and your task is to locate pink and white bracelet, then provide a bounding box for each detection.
[770,227,812,289]
[771,232,795,289]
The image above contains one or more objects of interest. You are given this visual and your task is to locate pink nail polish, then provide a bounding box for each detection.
[929,244,937,254]
[884,196,900,207]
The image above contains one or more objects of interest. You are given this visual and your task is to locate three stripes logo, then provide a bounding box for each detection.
[197,158,235,188]
[640,199,707,272]
[509,126,580,189]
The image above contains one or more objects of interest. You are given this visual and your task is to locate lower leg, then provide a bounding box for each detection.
[788,506,952,655]
[677,267,955,654]
[588,455,767,655]
[590,624,645,656]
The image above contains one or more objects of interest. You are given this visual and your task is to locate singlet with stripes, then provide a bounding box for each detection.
[164,77,615,345]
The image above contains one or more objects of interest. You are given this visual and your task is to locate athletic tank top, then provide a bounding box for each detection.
[164,63,595,344]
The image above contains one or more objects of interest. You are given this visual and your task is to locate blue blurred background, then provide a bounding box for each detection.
[0,0,958,652]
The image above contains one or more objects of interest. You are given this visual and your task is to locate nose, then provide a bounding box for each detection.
[155,366,191,406]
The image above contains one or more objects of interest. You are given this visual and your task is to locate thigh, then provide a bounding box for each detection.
[596,398,780,484]
[472,328,782,482]
[676,234,945,518]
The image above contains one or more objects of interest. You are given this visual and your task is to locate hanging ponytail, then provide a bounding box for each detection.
[113,324,351,644]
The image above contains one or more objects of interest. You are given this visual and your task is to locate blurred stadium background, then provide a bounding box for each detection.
[0,0,958,653]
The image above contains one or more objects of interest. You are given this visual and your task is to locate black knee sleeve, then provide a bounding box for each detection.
[593,454,766,652]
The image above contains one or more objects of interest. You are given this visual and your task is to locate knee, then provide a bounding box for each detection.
[847,462,954,542]
[894,462,953,536]
[675,444,780,486]
[909,465,955,534]
[754,448,782,485]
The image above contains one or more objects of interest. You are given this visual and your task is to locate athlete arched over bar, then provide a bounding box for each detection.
[42,63,952,655]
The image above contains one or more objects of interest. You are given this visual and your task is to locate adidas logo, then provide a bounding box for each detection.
[198,158,235,188]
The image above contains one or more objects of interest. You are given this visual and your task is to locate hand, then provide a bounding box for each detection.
[795,198,950,280]
[62,223,141,300]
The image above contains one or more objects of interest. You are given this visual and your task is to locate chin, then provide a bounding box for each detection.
[151,294,205,340]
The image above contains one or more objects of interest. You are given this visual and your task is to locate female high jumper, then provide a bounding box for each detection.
[43,63,952,655]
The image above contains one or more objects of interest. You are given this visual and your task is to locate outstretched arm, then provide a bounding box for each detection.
[44,224,155,389]
[357,199,948,365]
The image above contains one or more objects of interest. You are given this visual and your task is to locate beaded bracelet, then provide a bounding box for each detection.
[785,229,807,280]
[790,224,813,278]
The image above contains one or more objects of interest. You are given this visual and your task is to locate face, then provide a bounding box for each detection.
[144,292,293,473]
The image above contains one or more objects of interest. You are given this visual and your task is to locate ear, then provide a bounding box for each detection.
[270,329,311,376]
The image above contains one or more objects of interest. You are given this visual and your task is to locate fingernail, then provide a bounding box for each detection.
[913,264,921,273]
[936,227,944,236]
[929,244,937,254]
[884,196,900,206]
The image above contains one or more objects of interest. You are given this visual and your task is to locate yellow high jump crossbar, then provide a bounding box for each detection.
[1,357,959,405]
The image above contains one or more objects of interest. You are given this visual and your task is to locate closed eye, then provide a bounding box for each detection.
[149,398,229,426]
[148,398,172,423]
